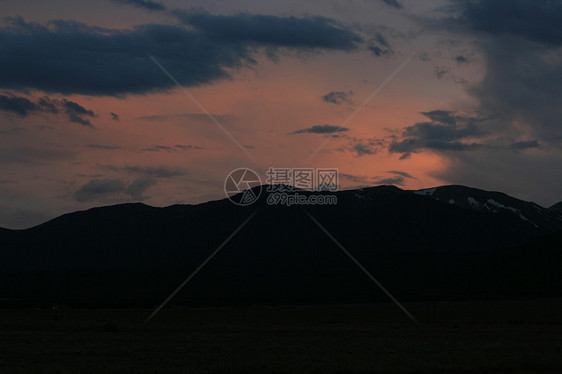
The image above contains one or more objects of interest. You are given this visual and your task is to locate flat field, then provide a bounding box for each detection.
[1,299,561,373]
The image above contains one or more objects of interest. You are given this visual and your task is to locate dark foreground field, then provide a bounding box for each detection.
[1,299,561,374]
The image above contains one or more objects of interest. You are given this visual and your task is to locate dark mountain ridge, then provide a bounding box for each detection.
[1,184,561,307]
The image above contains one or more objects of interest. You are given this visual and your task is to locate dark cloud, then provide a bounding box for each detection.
[0,94,38,116]
[388,170,415,179]
[373,176,405,186]
[511,139,540,150]
[352,143,378,156]
[37,97,59,113]
[110,112,119,121]
[61,99,96,126]
[403,113,484,141]
[439,0,562,144]
[174,11,362,50]
[420,110,457,125]
[125,178,156,200]
[87,144,121,150]
[389,110,486,156]
[0,93,96,126]
[338,135,385,157]
[142,145,173,152]
[63,100,94,118]
[458,0,562,45]
[291,124,350,134]
[0,16,361,96]
[67,112,92,127]
[368,32,393,57]
[74,179,125,202]
[380,0,404,10]
[74,177,156,202]
[110,0,166,12]
[455,55,469,64]
[175,144,202,150]
[322,91,352,105]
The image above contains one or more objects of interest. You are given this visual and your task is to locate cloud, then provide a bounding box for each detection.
[110,112,119,121]
[436,0,562,144]
[373,176,405,186]
[457,0,562,45]
[352,143,378,156]
[0,94,39,116]
[67,112,92,127]
[388,170,415,179]
[125,178,156,200]
[175,144,202,150]
[389,110,486,157]
[119,165,187,178]
[87,144,121,150]
[74,179,125,202]
[291,124,350,134]
[393,0,562,205]
[0,14,363,96]
[338,135,385,157]
[511,139,540,150]
[455,55,469,64]
[142,145,173,152]
[0,93,96,126]
[174,11,363,50]
[368,32,393,57]
[403,112,484,141]
[322,91,352,105]
[421,110,457,125]
[74,177,156,202]
[110,0,166,12]
[380,0,403,10]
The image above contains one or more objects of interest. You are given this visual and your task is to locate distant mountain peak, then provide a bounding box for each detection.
[409,185,562,230]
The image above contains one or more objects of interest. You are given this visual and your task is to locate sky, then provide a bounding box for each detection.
[1,0,562,229]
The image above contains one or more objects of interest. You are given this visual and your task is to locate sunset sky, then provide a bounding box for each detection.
[1,0,562,228]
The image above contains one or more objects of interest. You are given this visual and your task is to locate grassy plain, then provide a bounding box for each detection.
[1,299,561,373]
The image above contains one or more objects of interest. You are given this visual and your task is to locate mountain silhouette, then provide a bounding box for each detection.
[1,185,561,307]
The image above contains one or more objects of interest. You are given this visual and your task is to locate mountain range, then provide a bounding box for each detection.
[1,184,561,307]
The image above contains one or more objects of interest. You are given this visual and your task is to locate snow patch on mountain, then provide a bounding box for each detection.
[487,199,538,227]
[467,197,479,208]
[415,188,436,196]
[487,199,518,213]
